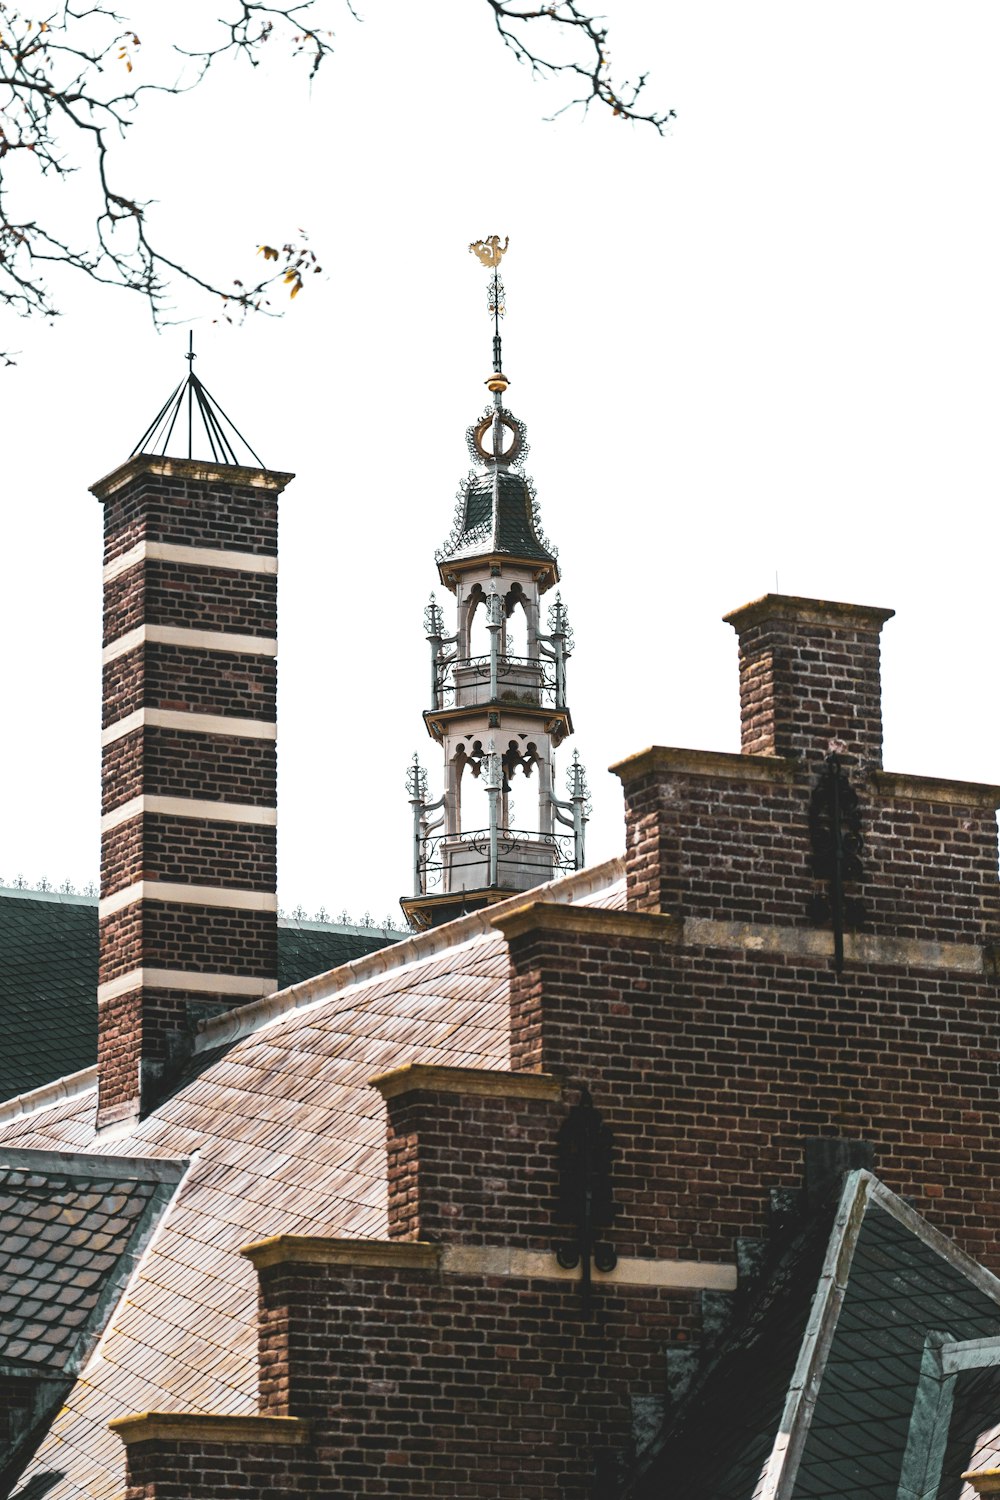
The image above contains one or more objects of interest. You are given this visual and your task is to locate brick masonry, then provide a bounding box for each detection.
[102,727,276,813]
[110,592,1000,1495]
[101,814,276,898]
[723,593,894,768]
[103,561,277,646]
[102,644,276,730]
[93,456,291,1126]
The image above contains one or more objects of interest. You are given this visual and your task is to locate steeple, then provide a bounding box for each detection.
[401,239,589,930]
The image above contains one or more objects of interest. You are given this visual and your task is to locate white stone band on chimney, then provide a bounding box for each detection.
[103,538,279,583]
[102,707,277,746]
[97,968,277,1003]
[99,882,279,917]
[101,795,278,834]
[103,624,277,664]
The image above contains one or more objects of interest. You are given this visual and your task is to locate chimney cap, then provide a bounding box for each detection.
[723,593,895,634]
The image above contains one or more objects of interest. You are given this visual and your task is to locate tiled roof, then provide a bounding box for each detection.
[0,891,99,1102]
[0,1148,183,1487]
[0,888,403,1100]
[0,860,624,1499]
[1,1154,169,1373]
[438,470,556,566]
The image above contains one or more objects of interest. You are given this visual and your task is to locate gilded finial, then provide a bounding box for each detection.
[469,234,510,394]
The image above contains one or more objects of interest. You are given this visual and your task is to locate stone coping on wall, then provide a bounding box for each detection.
[369,1063,563,1103]
[870,770,1000,808]
[722,593,895,632]
[239,1235,738,1291]
[91,453,295,501]
[491,901,682,945]
[241,1235,442,1272]
[962,1470,1000,1495]
[109,1413,311,1446]
[609,745,795,786]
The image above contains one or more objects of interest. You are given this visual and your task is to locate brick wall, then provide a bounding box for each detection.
[92,455,291,1126]
[253,1253,695,1497]
[110,591,1000,1495]
[497,904,1000,1267]
[102,728,276,813]
[723,594,894,767]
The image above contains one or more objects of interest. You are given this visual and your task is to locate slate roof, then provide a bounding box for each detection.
[0,1148,183,1488]
[0,891,99,1102]
[636,1173,1000,1500]
[0,887,403,1100]
[437,469,557,567]
[0,859,624,1499]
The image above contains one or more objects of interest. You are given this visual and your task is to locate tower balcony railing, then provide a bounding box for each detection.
[432,654,563,713]
[416,825,576,896]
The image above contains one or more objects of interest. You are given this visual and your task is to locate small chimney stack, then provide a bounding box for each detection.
[723,594,894,769]
[93,449,292,1128]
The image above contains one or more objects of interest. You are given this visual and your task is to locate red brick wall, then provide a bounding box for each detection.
[104,561,276,645]
[101,467,279,562]
[382,1083,560,1246]
[723,594,893,768]
[102,728,276,813]
[253,1257,695,1497]
[499,908,1000,1269]
[123,1438,304,1500]
[101,815,276,897]
[619,758,1000,944]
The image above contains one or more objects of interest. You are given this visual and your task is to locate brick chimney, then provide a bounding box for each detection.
[723,594,894,769]
[92,455,293,1127]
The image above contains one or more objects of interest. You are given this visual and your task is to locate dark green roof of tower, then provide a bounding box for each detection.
[436,404,558,571]
[437,469,557,567]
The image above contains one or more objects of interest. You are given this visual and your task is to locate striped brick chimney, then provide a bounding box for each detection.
[92,454,293,1127]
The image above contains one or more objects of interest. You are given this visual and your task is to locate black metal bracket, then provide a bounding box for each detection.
[808,753,865,974]
[555,1087,617,1311]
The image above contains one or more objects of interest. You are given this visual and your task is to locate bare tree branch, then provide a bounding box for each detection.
[0,0,669,363]
[486,1,673,132]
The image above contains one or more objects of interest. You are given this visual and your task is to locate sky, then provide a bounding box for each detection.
[2,0,999,923]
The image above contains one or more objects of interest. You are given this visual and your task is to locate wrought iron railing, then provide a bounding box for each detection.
[416,825,576,895]
[432,653,562,712]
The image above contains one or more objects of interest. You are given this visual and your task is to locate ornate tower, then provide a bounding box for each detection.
[402,239,589,930]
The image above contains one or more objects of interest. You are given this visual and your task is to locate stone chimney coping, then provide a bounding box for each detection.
[723,593,895,633]
[90,454,295,501]
[962,1472,1000,1495]
[609,745,794,785]
[109,1413,311,1447]
[241,1235,441,1272]
[368,1063,563,1103]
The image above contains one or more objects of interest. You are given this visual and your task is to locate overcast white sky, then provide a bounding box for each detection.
[2,1,998,921]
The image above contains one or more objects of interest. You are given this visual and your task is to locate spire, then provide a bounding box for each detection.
[130,332,265,468]
[436,240,557,580]
[469,234,510,396]
[401,239,589,931]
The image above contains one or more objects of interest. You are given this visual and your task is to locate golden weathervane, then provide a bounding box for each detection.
[469,235,509,269]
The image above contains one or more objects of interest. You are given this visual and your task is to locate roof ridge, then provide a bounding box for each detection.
[0,1144,187,1181]
[195,856,625,1054]
[0,884,97,906]
[0,1065,98,1125]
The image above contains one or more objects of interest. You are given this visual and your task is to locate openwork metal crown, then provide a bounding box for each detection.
[131,335,265,468]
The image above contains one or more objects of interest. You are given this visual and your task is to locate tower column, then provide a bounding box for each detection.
[401,237,588,929]
[94,454,292,1126]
